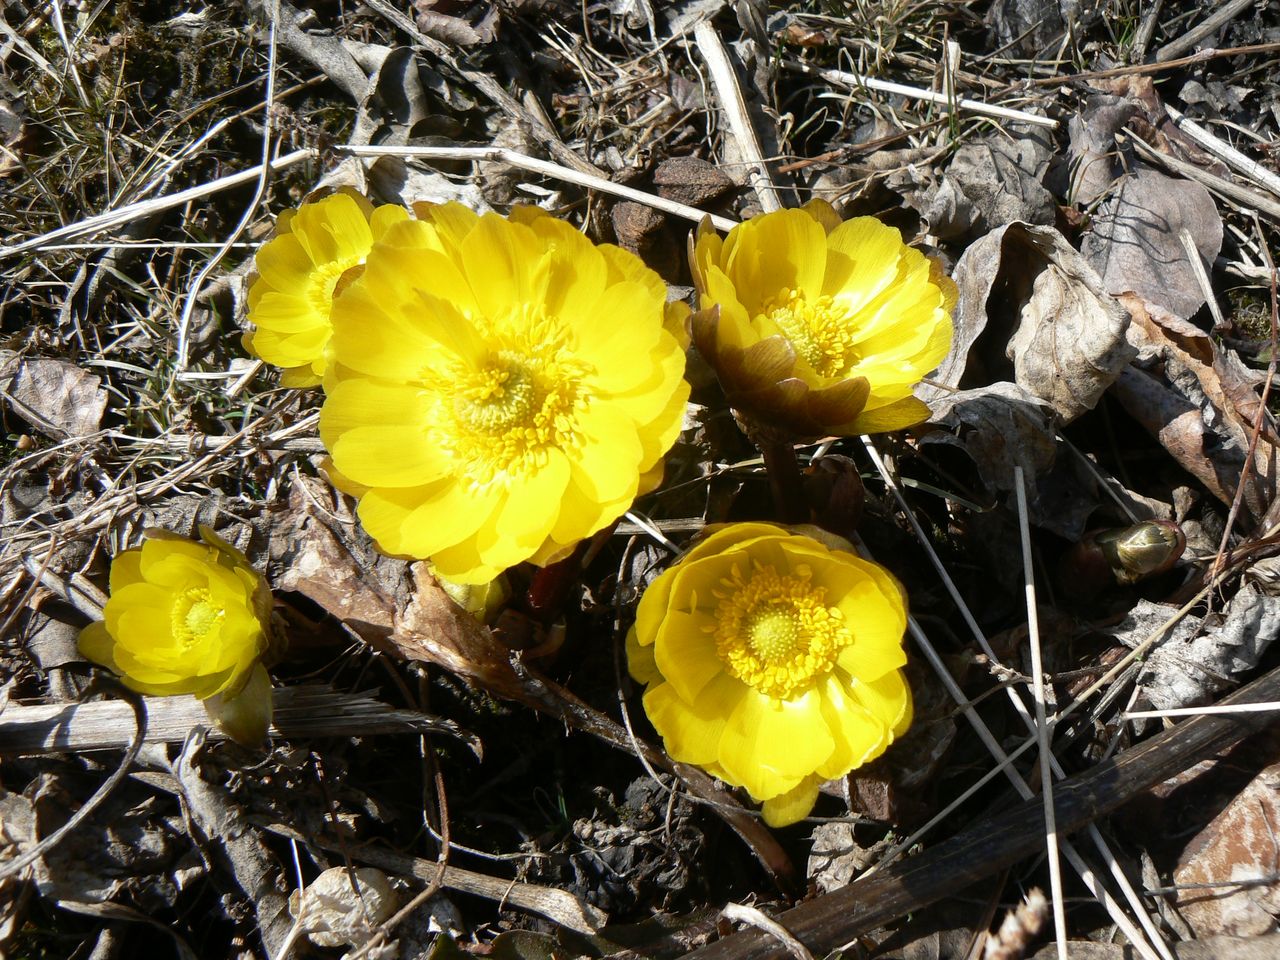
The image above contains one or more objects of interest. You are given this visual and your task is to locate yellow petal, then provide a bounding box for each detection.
[489,449,571,558]
[357,481,500,560]
[724,209,827,315]
[815,673,890,779]
[569,402,644,503]
[78,621,118,671]
[652,609,722,702]
[644,673,745,766]
[850,671,913,734]
[761,777,822,827]
[718,688,834,801]
[330,425,448,488]
[822,217,907,311]
[626,626,661,686]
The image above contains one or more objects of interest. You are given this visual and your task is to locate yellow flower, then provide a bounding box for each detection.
[690,200,955,436]
[627,522,912,826]
[79,527,276,744]
[244,191,409,387]
[319,202,690,585]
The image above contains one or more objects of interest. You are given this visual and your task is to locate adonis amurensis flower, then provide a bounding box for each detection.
[690,200,955,437]
[319,202,690,585]
[244,190,409,386]
[78,527,277,744]
[627,522,912,826]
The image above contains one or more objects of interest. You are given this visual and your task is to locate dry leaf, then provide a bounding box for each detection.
[289,867,399,948]
[0,351,107,438]
[393,564,528,701]
[1000,225,1136,421]
[922,382,1058,499]
[270,475,408,647]
[1081,168,1223,320]
[1173,763,1280,937]
[1109,584,1280,711]
[923,223,1135,423]
[930,132,1056,236]
[1112,294,1274,523]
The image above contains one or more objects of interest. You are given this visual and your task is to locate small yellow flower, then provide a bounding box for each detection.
[244,191,409,386]
[627,522,912,826]
[690,201,955,436]
[79,527,276,743]
[319,202,690,584]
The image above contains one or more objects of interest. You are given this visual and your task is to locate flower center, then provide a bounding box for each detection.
[437,339,590,488]
[172,588,224,648]
[763,290,860,379]
[712,561,853,700]
[454,363,538,435]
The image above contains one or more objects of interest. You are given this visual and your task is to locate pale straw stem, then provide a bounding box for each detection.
[1015,465,1069,960]
[693,20,783,212]
[784,59,1058,129]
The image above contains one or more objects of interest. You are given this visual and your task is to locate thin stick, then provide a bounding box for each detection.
[784,59,1058,129]
[1126,702,1280,720]
[0,148,313,260]
[1154,0,1256,62]
[1014,467,1068,960]
[335,144,739,231]
[172,0,281,378]
[861,439,1173,960]
[1165,105,1280,202]
[694,20,783,212]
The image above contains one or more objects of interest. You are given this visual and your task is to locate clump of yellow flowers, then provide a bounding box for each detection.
[627,523,912,826]
[317,202,690,585]
[690,200,954,437]
[78,527,278,745]
[244,190,409,386]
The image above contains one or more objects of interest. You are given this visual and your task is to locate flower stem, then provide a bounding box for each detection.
[757,435,809,524]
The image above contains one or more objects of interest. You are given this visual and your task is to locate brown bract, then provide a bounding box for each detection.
[690,303,872,438]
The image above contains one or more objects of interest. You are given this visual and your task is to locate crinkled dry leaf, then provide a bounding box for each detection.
[1173,763,1280,937]
[0,351,107,438]
[1109,584,1280,711]
[925,130,1056,237]
[289,866,399,948]
[922,223,1135,423]
[1081,168,1223,320]
[1113,294,1275,524]
[394,564,527,701]
[805,822,884,895]
[1000,224,1136,421]
[270,475,411,647]
[921,381,1058,501]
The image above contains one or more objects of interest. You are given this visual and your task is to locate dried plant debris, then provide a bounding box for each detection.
[930,223,1135,422]
[9,0,1280,957]
[1109,583,1280,712]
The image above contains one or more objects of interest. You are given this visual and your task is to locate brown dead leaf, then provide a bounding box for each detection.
[1109,585,1280,712]
[394,563,528,701]
[413,1,494,45]
[1173,763,1280,937]
[269,475,409,647]
[924,223,1135,423]
[1081,169,1223,320]
[1113,294,1275,524]
[0,351,107,439]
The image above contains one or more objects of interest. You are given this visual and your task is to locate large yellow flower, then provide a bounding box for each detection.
[78,527,277,743]
[627,522,912,827]
[319,202,690,585]
[690,201,955,436]
[244,191,408,386]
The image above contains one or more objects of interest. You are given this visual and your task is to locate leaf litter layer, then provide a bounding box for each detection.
[5,1,1280,958]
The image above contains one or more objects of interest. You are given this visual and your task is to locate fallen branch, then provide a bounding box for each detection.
[679,663,1280,960]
